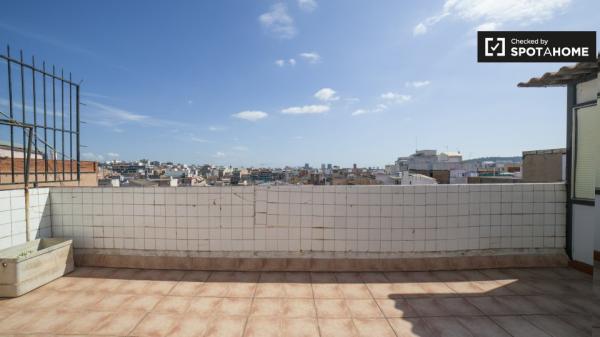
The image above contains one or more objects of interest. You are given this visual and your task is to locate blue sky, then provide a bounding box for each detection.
[0,0,599,167]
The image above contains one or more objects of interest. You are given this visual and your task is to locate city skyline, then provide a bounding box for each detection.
[1,0,599,167]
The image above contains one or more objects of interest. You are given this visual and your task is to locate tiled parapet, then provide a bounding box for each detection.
[0,188,51,250]
[49,183,567,255]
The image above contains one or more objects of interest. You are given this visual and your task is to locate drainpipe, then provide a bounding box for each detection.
[23,128,33,242]
[565,83,575,260]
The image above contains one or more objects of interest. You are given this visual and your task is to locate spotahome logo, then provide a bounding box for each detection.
[478,31,596,62]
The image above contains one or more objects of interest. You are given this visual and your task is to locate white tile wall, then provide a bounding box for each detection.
[0,188,51,250]
[50,183,566,253]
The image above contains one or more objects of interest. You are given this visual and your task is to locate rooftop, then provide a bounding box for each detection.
[0,266,593,337]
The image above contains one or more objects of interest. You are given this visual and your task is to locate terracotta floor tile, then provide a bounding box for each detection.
[187,297,223,316]
[335,273,364,283]
[282,299,316,318]
[413,282,456,297]
[407,297,483,317]
[491,316,553,337]
[154,296,192,314]
[165,314,211,337]
[119,280,155,295]
[312,284,345,299]
[255,283,285,298]
[318,318,359,337]
[94,278,130,293]
[122,295,163,311]
[197,283,230,297]
[145,281,180,296]
[346,299,383,318]
[359,272,389,283]
[424,316,475,337]
[216,298,252,316]
[387,317,435,337]
[282,318,320,337]
[62,290,106,310]
[525,315,590,337]
[456,316,512,337]
[22,309,78,334]
[182,271,212,282]
[243,316,281,337]
[130,312,180,337]
[169,282,205,296]
[94,293,135,311]
[59,310,112,334]
[556,314,593,335]
[315,299,351,318]
[226,283,257,298]
[283,283,313,298]
[0,310,36,333]
[338,284,373,299]
[250,298,283,316]
[203,316,246,337]
[91,310,147,336]
[365,283,395,299]
[467,296,545,316]
[375,298,418,318]
[352,318,396,337]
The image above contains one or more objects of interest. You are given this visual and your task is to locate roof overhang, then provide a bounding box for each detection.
[518,56,599,87]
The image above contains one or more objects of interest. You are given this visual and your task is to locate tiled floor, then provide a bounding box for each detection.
[0,267,594,337]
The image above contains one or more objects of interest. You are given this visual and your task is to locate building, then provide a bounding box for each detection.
[522,148,567,183]
[390,171,437,185]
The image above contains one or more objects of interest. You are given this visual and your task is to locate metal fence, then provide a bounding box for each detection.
[0,45,80,186]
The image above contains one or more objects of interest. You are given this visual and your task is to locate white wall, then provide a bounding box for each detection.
[50,184,566,254]
[0,188,52,250]
[573,203,596,265]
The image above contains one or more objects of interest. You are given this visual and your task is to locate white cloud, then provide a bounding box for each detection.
[214,151,226,158]
[351,104,388,117]
[299,52,321,64]
[298,0,318,12]
[232,110,268,121]
[275,58,296,67]
[84,100,187,130]
[413,23,428,36]
[281,105,330,115]
[414,0,571,35]
[314,88,339,102]
[209,126,225,131]
[475,22,499,31]
[351,109,369,116]
[187,100,193,105]
[373,104,388,112]
[380,92,412,103]
[107,152,119,157]
[405,80,431,88]
[259,3,296,39]
[293,135,304,140]
[85,100,148,122]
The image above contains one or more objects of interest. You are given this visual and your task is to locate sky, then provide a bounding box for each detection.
[0,0,599,167]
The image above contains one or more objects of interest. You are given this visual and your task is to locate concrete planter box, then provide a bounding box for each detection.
[0,238,74,297]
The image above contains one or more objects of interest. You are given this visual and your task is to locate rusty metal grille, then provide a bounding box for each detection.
[0,45,80,186]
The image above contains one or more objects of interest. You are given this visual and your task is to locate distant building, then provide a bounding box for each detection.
[390,171,437,185]
[522,148,566,182]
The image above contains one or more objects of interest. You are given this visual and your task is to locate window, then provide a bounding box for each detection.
[573,101,600,200]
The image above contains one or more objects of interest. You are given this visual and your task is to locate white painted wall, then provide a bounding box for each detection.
[0,188,52,250]
[573,203,596,265]
[50,184,566,254]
